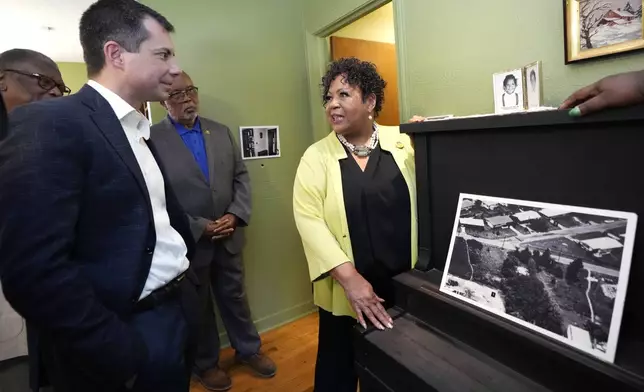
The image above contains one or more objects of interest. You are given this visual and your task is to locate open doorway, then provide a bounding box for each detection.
[328,2,399,126]
[267,128,279,156]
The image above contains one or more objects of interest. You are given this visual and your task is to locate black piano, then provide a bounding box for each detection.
[353,106,644,391]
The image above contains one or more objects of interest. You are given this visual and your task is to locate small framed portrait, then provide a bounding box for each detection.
[524,61,543,109]
[493,68,525,114]
[239,125,281,160]
[565,0,644,63]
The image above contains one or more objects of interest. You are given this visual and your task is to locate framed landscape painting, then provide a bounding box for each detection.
[564,0,644,63]
[440,193,637,363]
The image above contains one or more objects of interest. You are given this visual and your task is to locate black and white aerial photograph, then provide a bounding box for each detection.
[239,126,281,160]
[440,193,638,363]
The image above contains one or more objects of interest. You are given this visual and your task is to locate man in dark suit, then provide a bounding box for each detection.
[151,72,276,391]
[0,1,199,391]
[0,48,70,392]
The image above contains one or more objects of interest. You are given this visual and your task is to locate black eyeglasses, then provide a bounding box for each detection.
[168,86,199,102]
[1,69,71,96]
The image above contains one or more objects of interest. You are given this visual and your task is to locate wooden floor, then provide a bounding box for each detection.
[191,311,319,392]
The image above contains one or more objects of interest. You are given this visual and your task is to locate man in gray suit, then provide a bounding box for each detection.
[150,72,276,391]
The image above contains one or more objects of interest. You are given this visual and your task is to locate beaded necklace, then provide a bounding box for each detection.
[337,125,379,157]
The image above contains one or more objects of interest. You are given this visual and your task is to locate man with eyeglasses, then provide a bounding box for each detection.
[0,48,68,392]
[151,71,276,391]
[0,48,70,114]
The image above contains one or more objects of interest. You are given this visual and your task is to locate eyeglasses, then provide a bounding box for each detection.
[168,86,199,102]
[1,69,71,96]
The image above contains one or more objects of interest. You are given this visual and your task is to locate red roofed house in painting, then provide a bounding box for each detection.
[599,8,637,27]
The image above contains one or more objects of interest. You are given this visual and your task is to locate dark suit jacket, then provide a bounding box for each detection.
[150,116,251,267]
[0,94,7,139]
[0,85,195,388]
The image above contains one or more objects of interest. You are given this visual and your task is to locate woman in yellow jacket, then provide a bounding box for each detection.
[293,57,417,392]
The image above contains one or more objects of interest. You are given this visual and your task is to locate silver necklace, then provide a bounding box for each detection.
[337,127,379,157]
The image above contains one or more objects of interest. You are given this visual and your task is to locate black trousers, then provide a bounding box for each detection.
[193,245,261,374]
[314,308,359,392]
[313,267,398,392]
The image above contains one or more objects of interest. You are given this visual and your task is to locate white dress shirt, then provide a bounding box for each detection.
[87,80,189,300]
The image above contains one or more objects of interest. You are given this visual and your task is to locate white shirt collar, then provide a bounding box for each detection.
[87,80,150,140]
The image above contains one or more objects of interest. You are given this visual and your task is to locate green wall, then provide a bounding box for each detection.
[305,0,644,118]
[57,62,87,93]
[144,0,315,343]
[304,0,370,32]
[398,0,644,117]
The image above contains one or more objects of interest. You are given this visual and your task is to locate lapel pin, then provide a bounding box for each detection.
[204,130,211,135]
[396,141,404,149]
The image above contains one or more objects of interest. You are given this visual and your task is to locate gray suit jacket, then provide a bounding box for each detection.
[150,116,251,267]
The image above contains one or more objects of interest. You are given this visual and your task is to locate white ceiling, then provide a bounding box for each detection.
[0,0,94,63]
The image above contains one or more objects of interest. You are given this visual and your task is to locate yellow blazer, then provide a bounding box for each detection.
[293,125,417,318]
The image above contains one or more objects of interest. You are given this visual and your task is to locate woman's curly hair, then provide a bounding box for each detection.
[321,57,387,118]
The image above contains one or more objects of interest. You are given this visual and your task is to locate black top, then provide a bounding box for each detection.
[340,142,411,306]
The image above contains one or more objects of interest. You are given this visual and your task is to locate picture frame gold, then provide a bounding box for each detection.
[564,0,644,64]
[523,61,543,109]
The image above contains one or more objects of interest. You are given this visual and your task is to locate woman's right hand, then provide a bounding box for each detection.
[331,263,393,330]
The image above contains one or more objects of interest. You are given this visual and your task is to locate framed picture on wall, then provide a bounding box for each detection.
[564,0,644,63]
[239,125,281,160]
[492,68,526,114]
[524,61,543,109]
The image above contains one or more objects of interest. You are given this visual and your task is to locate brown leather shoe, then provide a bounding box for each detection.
[237,353,277,378]
[194,367,232,391]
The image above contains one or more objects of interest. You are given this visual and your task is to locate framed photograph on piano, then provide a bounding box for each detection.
[492,68,526,114]
[440,193,637,363]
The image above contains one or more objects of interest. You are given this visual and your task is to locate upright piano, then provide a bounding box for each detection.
[353,106,644,391]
